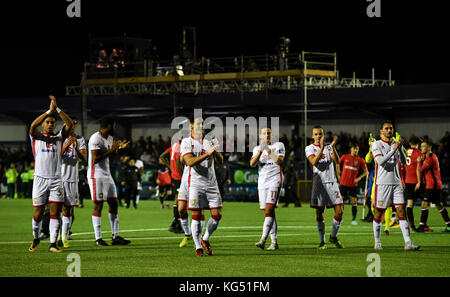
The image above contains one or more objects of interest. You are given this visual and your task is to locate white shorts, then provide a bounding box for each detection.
[63,181,79,207]
[88,177,117,202]
[373,184,404,210]
[310,181,343,209]
[177,180,188,202]
[187,184,222,210]
[32,176,64,207]
[258,187,280,210]
[137,182,142,191]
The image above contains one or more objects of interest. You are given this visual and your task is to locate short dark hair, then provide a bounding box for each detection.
[380,120,393,130]
[421,139,432,147]
[100,116,115,129]
[409,136,420,145]
[349,142,359,148]
[312,125,324,132]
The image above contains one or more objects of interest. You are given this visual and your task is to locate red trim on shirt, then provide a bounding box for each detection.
[98,130,107,138]
[32,137,36,158]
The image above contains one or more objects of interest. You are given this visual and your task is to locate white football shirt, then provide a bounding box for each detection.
[252,142,285,189]
[30,130,64,179]
[305,143,337,183]
[61,135,86,182]
[88,131,113,179]
[372,139,402,185]
[180,136,216,187]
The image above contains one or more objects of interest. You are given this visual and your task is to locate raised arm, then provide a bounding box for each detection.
[159,149,171,168]
[29,98,56,137]
[373,141,401,166]
[29,112,49,137]
[183,144,217,167]
[183,151,212,167]
[92,140,129,164]
[330,136,339,164]
[250,150,262,167]
[49,95,73,139]
[266,148,284,166]
[307,137,325,167]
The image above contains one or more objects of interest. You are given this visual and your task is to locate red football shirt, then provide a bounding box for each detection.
[157,169,172,186]
[404,148,422,184]
[339,154,367,187]
[166,142,182,180]
[419,153,442,190]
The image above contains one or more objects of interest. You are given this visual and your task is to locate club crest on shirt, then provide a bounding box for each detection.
[57,187,63,197]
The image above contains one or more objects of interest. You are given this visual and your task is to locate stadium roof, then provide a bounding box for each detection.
[2,83,450,125]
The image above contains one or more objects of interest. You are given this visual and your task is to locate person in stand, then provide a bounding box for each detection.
[124,158,141,209]
[282,154,301,208]
[6,163,18,199]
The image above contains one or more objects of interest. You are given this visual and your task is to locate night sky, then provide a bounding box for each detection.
[1,0,449,98]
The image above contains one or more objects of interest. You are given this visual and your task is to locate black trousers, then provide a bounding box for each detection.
[125,183,138,207]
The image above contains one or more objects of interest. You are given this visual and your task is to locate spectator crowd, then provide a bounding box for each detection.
[1,130,450,199]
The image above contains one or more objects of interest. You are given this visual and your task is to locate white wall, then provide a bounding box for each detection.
[0,123,27,141]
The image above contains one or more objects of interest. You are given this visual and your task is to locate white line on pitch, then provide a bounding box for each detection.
[0,232,375,245]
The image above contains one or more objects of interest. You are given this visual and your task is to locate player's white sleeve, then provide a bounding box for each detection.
[180,138,192,157]
[89,134,102,151]
[276,142,285,157]
[305,145,315,158]
[78,137,87,150]
[372,142,395,165]
[251,145,260,158]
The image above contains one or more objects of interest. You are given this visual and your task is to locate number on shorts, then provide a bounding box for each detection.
[271,191,277,202]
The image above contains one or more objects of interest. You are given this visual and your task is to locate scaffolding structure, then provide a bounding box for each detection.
[65,51,394,179]
[65,51,394,96]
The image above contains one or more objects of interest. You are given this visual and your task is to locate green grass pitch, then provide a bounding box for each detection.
[1,198,449,277]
